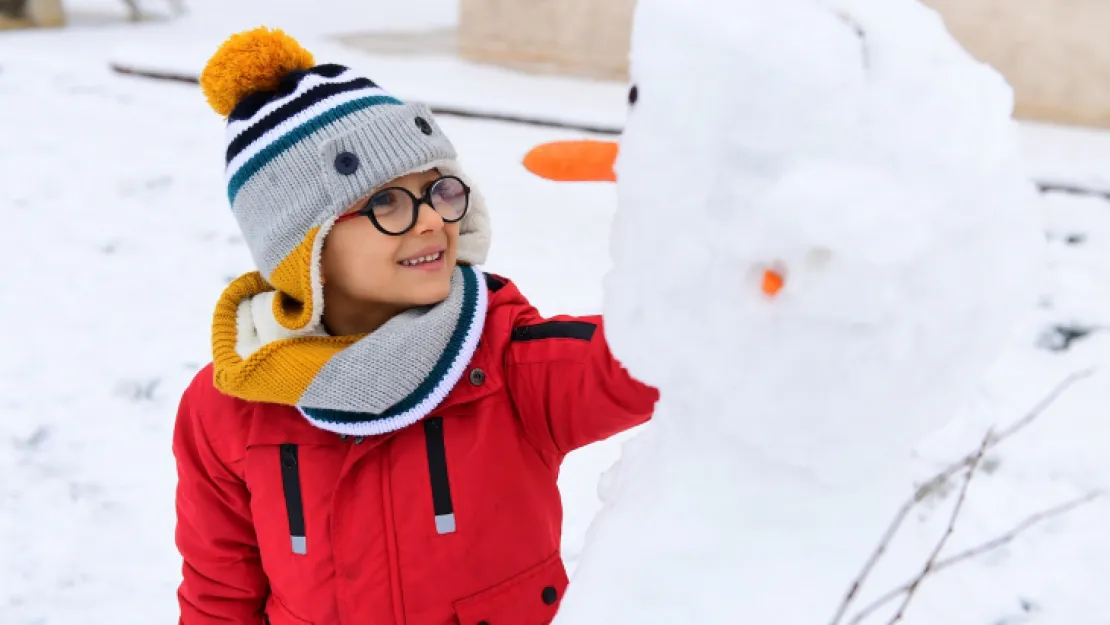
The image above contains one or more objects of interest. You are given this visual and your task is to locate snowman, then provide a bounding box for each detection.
[523,0,1043,622]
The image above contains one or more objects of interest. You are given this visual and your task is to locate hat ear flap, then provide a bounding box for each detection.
[435,161,491,266]
[268,222,331,331]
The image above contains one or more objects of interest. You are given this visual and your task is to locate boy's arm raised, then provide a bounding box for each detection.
[505,312,659,457]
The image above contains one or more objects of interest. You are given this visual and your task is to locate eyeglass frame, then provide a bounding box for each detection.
[334,175,471,236]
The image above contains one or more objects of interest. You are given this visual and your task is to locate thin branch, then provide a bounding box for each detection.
[109,63,199,85]
[418,104,622,135]
[827,498,917,625]
[884,429,991,624]
[1038,181,1110,201]
[108,63,624,135]
[834,369,1095,625]
[847,490,1103,624]
[833,10,870,70]
[914,368,1095,502]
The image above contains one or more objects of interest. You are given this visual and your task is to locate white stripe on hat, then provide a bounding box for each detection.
[225,68,363,143]
[225,86,394,185]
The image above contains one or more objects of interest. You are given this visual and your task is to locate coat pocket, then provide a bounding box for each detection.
[265,593,314,625]
[454,552,569,625]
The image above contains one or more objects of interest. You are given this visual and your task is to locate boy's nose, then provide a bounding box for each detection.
[414,201,446,233]
[523,140,619,182]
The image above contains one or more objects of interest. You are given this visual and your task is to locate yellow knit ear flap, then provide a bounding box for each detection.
[268,227,321,331]
[200,26,316,117]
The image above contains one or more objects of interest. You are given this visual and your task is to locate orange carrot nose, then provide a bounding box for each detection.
[762,269,785,297]
[522,140,619,182]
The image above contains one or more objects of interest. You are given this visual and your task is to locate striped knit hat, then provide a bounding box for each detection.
[200,27,491,333]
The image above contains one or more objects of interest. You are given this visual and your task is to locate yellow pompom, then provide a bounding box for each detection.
[200,27,316,117]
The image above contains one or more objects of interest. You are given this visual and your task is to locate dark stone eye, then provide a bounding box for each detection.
[628,84,639,106]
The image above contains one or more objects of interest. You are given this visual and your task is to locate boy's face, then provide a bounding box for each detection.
[321,169,460,313]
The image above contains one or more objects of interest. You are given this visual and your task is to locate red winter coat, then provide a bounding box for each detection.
[174,273,658,625]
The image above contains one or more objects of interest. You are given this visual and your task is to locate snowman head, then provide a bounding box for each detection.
[524,0,1041,473]
[523,0,928,363]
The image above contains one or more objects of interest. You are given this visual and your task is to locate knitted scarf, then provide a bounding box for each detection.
[210,265,488,436]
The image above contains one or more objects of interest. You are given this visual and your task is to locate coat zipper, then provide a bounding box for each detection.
[422,417,456,534]
[279,444,307,555]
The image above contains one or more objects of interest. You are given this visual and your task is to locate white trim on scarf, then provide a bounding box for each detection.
[298,265,489,436]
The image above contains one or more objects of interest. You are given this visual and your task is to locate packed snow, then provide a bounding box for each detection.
[554,0,1046,623]
[2,1,1110,624]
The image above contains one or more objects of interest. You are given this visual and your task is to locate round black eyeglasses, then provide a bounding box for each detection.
[335,175,470,236]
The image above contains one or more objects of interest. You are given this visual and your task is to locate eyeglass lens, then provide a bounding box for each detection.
[365,176,468,234]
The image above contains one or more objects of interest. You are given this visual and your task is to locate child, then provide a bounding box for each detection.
[174,28,659,625]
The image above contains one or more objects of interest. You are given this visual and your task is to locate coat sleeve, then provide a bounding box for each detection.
[505,312,660,457]
[174,378,268,625]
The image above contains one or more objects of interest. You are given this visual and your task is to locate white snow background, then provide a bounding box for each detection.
[2,1,1110,624]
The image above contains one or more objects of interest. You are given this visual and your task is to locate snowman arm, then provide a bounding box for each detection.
[505,313,659,457]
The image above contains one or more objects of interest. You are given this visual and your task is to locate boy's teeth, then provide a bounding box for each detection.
[401,251,441,266]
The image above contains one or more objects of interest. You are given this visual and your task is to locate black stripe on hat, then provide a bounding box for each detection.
[229,64,352,121]
[226,76,380,164]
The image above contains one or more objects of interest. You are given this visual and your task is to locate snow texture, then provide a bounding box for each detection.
[1,1,1110,624]
[555,0,1052,623]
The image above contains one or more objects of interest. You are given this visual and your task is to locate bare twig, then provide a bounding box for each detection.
[110,63,199,85]
[932,490,1102,570]
[832,369,1095,625]
[914,368,1095,502]
[884,429,991,624]
[833,10,870,70]
[827,498,917,625]
[847,490,1102,624]
[108,63,624,135]
[1038,181,1110,201]
[417,104,622,135]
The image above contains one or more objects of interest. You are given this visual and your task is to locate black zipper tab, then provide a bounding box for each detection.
[423,417,456,534]
[279,444,307,555]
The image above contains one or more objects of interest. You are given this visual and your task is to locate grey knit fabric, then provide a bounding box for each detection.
[301,264,466,412]
[221,64,492,325]
[295,265,490,437]
[232,101,466,276]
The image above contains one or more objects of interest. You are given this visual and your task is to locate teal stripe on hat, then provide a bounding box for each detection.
[227,94,403,204]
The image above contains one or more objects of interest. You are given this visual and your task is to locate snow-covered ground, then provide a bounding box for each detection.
[2,2,1110,624]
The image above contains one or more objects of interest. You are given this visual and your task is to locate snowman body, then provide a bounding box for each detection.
[554,0,1042,622]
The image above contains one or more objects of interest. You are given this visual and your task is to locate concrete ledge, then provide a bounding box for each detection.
[0,0,64,29]
[458,0,635,81]
[923,0,1110,129]
[455,0,1110,130]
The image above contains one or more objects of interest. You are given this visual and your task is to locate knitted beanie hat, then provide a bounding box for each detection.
[200,27,491,333]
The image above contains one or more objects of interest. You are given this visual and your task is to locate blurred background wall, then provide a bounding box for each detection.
[0,0,64,28]
[456,0,1110,130]
[7,0,1107,129]
[458,0,636,81]
[923,0,1110,129]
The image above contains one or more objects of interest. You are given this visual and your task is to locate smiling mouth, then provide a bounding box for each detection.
[399,250,445,267]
